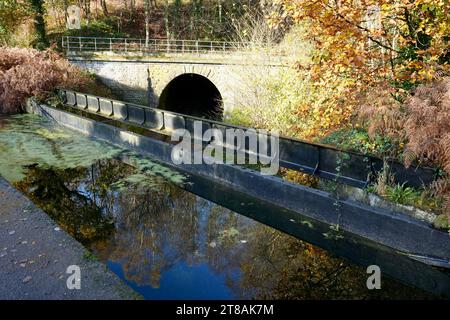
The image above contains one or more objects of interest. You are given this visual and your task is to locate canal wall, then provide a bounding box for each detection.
[27,100,450,297]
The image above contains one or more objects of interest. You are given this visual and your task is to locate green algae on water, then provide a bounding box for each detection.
[0,114,123,183]
[0,114,188,191]
[111,155,188,191]
[127,155,187,186]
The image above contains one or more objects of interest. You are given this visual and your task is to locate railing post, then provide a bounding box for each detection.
[210,42,213,52]
[125,39,127,52]
[79,37,81,51]
[139,39,142,53]
[182,40,184,53]
[196,40,199,54]
[66,37,70,53]
[94,38,97,51]
[110,38,112,51]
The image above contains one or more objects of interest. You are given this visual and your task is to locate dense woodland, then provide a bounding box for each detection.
[0,0,449,227]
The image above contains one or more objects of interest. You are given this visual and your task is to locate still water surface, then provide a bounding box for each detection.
[0,114,433,299]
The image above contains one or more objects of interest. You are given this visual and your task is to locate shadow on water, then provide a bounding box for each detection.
[0,114,444,299]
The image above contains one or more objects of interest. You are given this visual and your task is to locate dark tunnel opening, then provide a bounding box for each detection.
[158,73,223,120]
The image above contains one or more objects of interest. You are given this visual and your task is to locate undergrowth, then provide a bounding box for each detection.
[0,46,115,114]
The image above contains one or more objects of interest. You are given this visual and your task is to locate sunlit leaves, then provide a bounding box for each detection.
[267,0,449,85]
[0,0,30,42]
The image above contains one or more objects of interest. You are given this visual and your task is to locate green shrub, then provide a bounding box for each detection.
[320,128,399,158]
[63,19,127,38]
[385,183,419,206]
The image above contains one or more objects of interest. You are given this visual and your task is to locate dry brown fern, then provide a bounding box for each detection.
[357,82,405,143]
[0,46,93,114]
[358,77,450,220]
[403,77,450,170]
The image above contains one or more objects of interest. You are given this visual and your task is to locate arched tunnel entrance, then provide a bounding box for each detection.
[158,73,223,120]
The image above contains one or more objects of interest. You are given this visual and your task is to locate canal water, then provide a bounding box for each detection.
[0,114,434,299]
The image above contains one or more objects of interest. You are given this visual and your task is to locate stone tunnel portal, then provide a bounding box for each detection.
[158,73,223,120]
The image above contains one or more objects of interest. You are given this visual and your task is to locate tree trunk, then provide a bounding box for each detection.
[94,0,98,18]
[63,0,68,24]
[218,0,222,24]
[164,0,170,39]
[29,0,49,49]
[101,0,108,16]
[84,0,91,24]
[144,0,150,46]
[173,0,181,37]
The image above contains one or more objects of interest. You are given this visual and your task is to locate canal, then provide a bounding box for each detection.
[0,114,435,299]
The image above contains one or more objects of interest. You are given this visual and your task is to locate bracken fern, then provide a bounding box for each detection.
[359,76,450,220]
[0,46,94,114]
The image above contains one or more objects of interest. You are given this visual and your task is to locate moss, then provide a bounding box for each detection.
[433,214,449,232]
[83,251,98,262]
[0,114,123,183]
[0,111,188,196]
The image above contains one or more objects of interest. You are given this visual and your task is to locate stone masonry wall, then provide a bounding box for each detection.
[71,58,282,117]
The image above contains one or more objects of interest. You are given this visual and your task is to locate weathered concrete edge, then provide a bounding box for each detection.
[27,101,450,263]
[343,184,438,224]
[0,176,140,300]
[67,53,289,67]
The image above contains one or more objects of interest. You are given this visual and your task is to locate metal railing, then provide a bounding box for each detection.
[56,88,438,189]
[62,36,252,55]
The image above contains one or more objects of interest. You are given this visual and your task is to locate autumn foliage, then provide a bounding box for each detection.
[359,76,450,216]
[262,1,449,218]
[264,0,449,137]
[267,0,449,83]
[0,47,93,113]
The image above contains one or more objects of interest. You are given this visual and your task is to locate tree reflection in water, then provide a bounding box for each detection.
[15,159,431,299]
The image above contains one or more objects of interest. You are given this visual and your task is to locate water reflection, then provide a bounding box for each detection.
[13,160,432,299]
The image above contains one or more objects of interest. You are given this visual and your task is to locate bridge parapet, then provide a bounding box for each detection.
[62,36,290,65]
[63,36,255,54]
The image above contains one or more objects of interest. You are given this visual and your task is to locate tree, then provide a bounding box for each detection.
[190,0,203,38]
[258,0,450,142]
[267,0,449,87]
[130,0,135,14]
[100,0,108,16]
[164,0,170,39]
[172,0,182,37]
[82,0,91,24]
[0,1,30,45]
[144,0,150,46]
[29,0,48,49]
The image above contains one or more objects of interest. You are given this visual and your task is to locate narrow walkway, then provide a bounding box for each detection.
[0,176,138,299]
